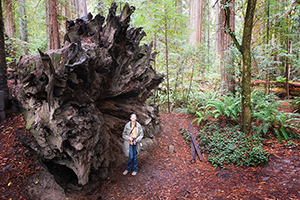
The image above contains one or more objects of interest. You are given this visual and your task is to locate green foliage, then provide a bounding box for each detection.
[181,122,269,168]
[200,123,269,168]
[180,128,191,145]
[190,91,241,125]
[291,97,300,113]
[251,90,300,142]
[207,94,240,121]
[186,88,220,115]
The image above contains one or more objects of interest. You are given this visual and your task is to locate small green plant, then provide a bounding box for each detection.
[184,122,269,168]
[207,94,240,121]
[192,106,210,125]
[180,128,191,145]
[252,90,300,142]
[292,97,300,113]
[284,140,299,149]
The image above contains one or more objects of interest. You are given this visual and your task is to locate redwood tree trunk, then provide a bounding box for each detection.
[46,0,52,50]
[46,0,60,50]
[189,0,203,45]
[286,27,290,99]
[4,0,14,38]
[18,0,28,42]
[215,2,221,70]
[266,0,270,94]
[78,0,87,17]
[51,0,60,50]
[0,0,9,107]
[220,0,235,95]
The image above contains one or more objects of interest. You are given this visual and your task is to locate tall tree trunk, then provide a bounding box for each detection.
[51,0,60,50]
[215,2,221,70]
[286,17,290,99]
[164,3,170,113]
[78,0,87,17]
[46,0,52,50]
[46,0,60,50]
[189,0,203,45]
[207,1,210,65]
[19,0,28,54]
[18,0,28,42]
[240,0,256,133]
[224,0,257,133]
[266,0,270,94]
[4,0,14,38]
[71,0,78,18]
[0,0,9,107]
[220,0,235,95]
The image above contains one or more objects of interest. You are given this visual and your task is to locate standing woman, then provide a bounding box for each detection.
[122,114,144,176]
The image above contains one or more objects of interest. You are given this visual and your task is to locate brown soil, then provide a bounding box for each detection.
[1,111,300,199]
[0,111,38,199]
[73,113,300,200]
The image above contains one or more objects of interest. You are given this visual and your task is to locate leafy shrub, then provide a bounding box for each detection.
[181,122,269,168]
[207,94,240,121]
[192,92,241,125]
[251,90,300,142]
[180,128,191,145]
[291,96,300,113]
[186,88,220,114]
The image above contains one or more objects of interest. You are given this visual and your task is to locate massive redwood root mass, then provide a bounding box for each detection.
[17,2,163,185]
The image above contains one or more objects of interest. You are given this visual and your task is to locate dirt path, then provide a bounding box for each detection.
[72,113,300,199]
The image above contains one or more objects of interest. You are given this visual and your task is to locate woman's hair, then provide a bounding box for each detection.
[131,114,137,118]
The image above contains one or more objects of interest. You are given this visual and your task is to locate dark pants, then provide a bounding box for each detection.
[126,144,138,172]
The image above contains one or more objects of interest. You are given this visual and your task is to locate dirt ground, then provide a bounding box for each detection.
[1,111,300,199]
[70,113,300,200]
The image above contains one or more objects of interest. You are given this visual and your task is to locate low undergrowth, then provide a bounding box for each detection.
[181,122,269,168]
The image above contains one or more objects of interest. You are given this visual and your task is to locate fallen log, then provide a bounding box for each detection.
[251,80,300,96]
[188,123,203,162]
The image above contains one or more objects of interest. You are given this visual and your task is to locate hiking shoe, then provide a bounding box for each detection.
[123,170,129,175]
[132,171,137,176]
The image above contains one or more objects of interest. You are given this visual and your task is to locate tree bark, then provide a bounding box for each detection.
[17,2,163,186]
[46,0,60,50]
[220,0,235,95]
[51,0,60,50]
[77,0,87,17]
[46,0,52,50]
[215,2,221,69]
[0,0,9,107]
[189,0,203,45]
[240,0,256,133]
[266,0,270,94]
[207,1,210,65]
[18,0,29,55]
[285,22,290,99]
[164,3,170,113]
[223,0,257,133]
[18,0,28,42]
[4,0,14,38]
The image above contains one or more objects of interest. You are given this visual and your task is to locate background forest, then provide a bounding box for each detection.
[1,0,300,167]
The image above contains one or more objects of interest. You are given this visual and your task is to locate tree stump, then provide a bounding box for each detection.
[17,2,163,185]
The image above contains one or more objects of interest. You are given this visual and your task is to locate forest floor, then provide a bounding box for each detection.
[80,112,300,200]
[1,103,300,199]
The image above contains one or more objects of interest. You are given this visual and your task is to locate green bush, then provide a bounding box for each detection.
[181,122,269,168]
[251,90,300,142]
[180,128,191,145]
[292,96,300,113]
[191,92,241,125]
